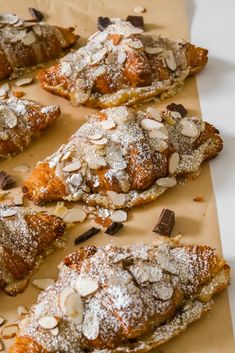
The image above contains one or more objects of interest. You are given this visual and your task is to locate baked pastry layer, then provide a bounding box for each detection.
[8,239,230,352]
[0,97,61,159]
[0,206,66,295]
[39,20,208,108]
[0,13,78,80]
[23,105,223,208]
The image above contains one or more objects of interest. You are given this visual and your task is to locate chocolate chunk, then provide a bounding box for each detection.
[0,171,16,190]
[166,103,188,118]
[28,7,44,22]
[105,222,123,235]
[126,15,144,29]
[98,17,112,31]
[153,209,175,236]
[74,227,100,245]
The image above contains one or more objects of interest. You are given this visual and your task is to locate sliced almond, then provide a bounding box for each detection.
[68,173,82,187]
[141,118,163,131]
[0,82,10,96]
[38,315,58,330]
[12,164,30,173]
[107,191,126,206]
[75,277,99,297]
[12,193,23,206]
[33,24,42,36]
[110,210,128,222]
[0,317,5,327]
[19,317,30,330]
[134,5,145,13]
[70,87,92,107]
[146,107,162,122]
[156,177,177,188]
[62,161,81,172]
[0,323,19,339]
[22,31,36,45]
[82,311,99,340]
[149,129,168,140]
[88,132,103,140]
[64,291,83,324]
[5,110,17,128]
[91,137,108,146]
[168,152,180,174]
[0,13,19,25]
[59,287,75,314]
[50,326,59,336]
[15,77,34,86]
[166,50,177,71]
[181,120,199,138]
[61,151,71,161]
[117,50,127,64]
[62,208,87,223]
[145,46,163,55]
[16,306,28,318]
[0,209,17,217]
[101,120,115,130]
[32,278,55,290]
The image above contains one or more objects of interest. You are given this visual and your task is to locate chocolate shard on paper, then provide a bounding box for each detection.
[98,17,112,31]
[0,171,16,190]
[105,222,123,235]
[74,227,100,245]
[166,103,188,118]
[126,15,144,29]
[153,208,175,236]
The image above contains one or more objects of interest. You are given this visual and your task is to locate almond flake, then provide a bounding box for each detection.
[146,107,162,121]
[22,31,36,45]
[0,209,17,217]
[19,317,30,330]
[101,120,115,130]
[166,50,177,71]
[0,317,5,326]
[75,277,99,297]
[32,278,55,290]
[15,77,34,86]
[134,5,145,13]
[50,327,59,336]
[62,208,87,223]
[156,177,177,188]
[59,287,75,314]
[0,13,19,25]
[12,193,23,206]
[33,24,42,36]
[61,151,71,161]
[64,292,83,324]
[141,118,163,131]
[168,152,180,174]
[144,47,163,55]
[110,210,128,222]
[68,173,82,187]
[88,132,103,140]
[149,129,168,140]
[107,191,126,206]
[12,164,30,173]
[70,88,92,106]
[62,161,81,172]
[117,50,126,64]
[181,120,199,138]
[0,83,10,96]
[5,110,17,128]
[0,323,19,339]
[91,137,108,146]
[38,315,58,330]
[82,311,99,340]
[16,306,28,318]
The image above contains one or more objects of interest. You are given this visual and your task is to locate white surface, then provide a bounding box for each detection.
[187,0,235,333]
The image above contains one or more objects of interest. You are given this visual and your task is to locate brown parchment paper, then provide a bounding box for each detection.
[0,0,234,352]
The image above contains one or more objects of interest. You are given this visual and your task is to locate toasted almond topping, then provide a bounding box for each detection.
[22,31,36,45]
[62,161,81,172]
[15,77,34,86]
[149,129,168,140]
[32,278,55,290]
[134,5,146,13]
[70,88,92,107]
[168,152,180,175]
[0,209,17,217]
[91,137,108,145]
[0,323,19,339]
[16,306,28,318]
[156,177,177,188]
[107,191,126,206]
[0,13,19,25]
[146,107,162,121]
[64,292,83,324]
[38,315,58,330]
[12,164,30,173]
[5,110,17,128]
[62,208,87,223]
[12,193,23,206]
[141,118,163,131]
[117,50,127,64]
[181,120,199,138]
[33,24,42,36]
[0,83,10,96]
[166,50,177,71]
[75,277,99,297]
[88,131,103,140]
[59,287,75,314]
[0,317,5,326]
[61,151,72,161]
[50,326,59,336]
[144,46,163,55]
[101,119,116,130]
[19,317,30,330]
[82,311,99,340]
[110,210,128,223]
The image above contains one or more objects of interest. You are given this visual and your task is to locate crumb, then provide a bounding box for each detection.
[193,196,205,202]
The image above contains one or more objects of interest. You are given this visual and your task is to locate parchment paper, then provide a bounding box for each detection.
[0,0,234,352]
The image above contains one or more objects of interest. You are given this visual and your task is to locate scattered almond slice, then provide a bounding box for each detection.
[117,50,126,64]
[61,150,72,161]
[134,5,146,13]
[12,164,30,173]
[22,31,36,45]
[166,50,177,71]
[168,152,180,174]
[91,137,108,146]
[62,161,81,172]
[181,120,199,138]
[0,82,10,97]
[107,191,126,206]
[110,210,128,222]
[50,326,59,336]
[19,317,30,330]
[88,132,103,140]
[144,47,163,55]
[82,311,99,340]
[59,287,75,314]
[101,120,116,130]
[149,129,168,140]
[0,317,5,327]
[15,77,34,86]
[53,202,68,217]
[146,107,162,122]
[38,315,58,330]
[141,118,163,130]
[62,208,87,223]
[64,291,83,324]
[0,323,19,339]
[0,209,17,217]
[75,277,99,297]
[32,278,55,290]
[12,193,23,206]
[16,306,28,318]
[156,177,177,188]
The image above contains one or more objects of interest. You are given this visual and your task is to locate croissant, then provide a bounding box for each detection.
[38,20,208,108]
[0,97,60,159]
[0,205,65,296]
[8,239,230,353]
[0,13,78,80]
[23,105,223,208]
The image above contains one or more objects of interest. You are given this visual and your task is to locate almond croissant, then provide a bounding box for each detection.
[8,239,230,353]
[0,13,78,80]
[38,20,208,108]
[0,205,65,296]
[23,105,223,208]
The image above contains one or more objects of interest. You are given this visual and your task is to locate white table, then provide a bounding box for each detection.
[188,0,235,333]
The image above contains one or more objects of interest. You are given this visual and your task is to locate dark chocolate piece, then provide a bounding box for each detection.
[98,17,112,31]
[74,227,100,245]
[153,209,175,236]
[166,103,188,118]
[105,222,123,235]
[28,7,44,22]
[0,171,16,190]
[126,15,144,29]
